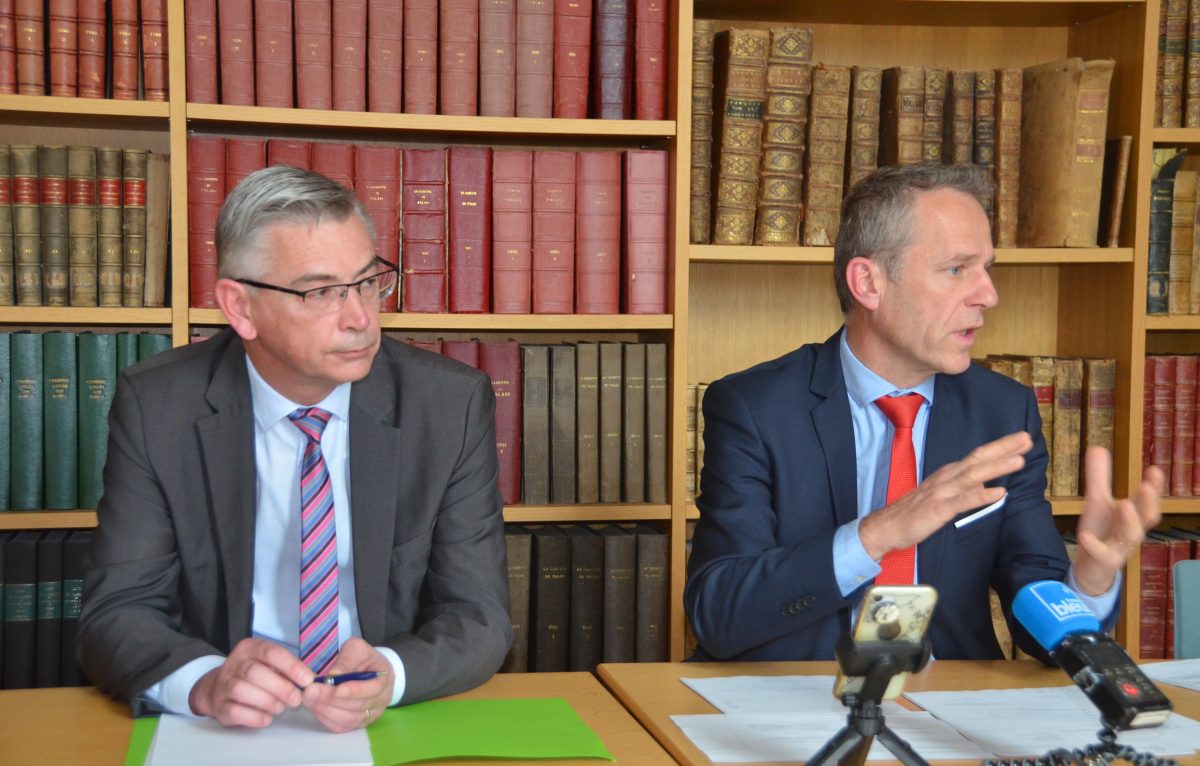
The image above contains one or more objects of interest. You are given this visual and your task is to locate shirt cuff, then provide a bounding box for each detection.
[833,519,882,598]
[141,655,226,716]
[1066,565,1122,624]
[374,646,407,707]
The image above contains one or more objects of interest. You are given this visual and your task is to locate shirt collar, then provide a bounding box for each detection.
[838,330,937,408]
[245,354,352,431]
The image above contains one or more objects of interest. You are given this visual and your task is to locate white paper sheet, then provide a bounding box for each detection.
[1141,659,1200,693]
[145,708,373,766]
[681,675,907,716]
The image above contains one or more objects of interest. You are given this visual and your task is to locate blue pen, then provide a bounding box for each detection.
[312,670,387,686]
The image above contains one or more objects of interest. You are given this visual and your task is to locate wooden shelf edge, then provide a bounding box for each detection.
[1160,497,1200,514]
[0,511,97,530]
[1145,315,1200,331]
[503,504,671,523]
[1154,127,1200,144]
[689,246,1130,265]
[0,94,169,119]
[0,307,174,324]
[189,308,673,331]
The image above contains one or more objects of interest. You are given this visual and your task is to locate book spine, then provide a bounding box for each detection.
[0,335,9,509]
[522,344,550,503]
[188,138,225,309]
[47,0,78,97]
[0,0,15,94]
[479,341,522,506]
[1140,536,1169,658]
[143,153,170,307]
[633,0,665,119]
[1188,0,1200,126]
[440,0,479,116]
[67,146,98,307]
[1065,59,1115,247]
[516,0,553,117]
[310,141,354,188]
[601,526,636,661]
[599,342,622,502]
[403,0,438,114]
[122,149,148,307]
[500,528,531,672]
[567,527,602,670]
[441,339,480,368]
[842,64,879,193]
[1104,135,1133,248]
[943,70,975,165]
[802,64,851,246]
[575,342,599,503]
[635,525,668,661]
[448,146,492,313]
[754,27,813,247]
[10,333,42,510]
[880,65,924,167]
[550,344,576,503]
[1152,355,1176,484]
[137,332,171,360]
[623,149,667,314]
[922,68,945,163]
[39,146,69,307]
[352,145,400,311]
[225,138,267,195]
[77,332,115,509]
[1164,0,1188,128]
[993,68,1022,248]
[688,19,715,244]
[11,145,39,306]
[141,0,169,100]
[1149,175,1176,315]
[591,0,631,118]
[14,0,42,94]
[366,0,402,112]
[44,351,79,506]
[1030,356,1056,490]
[479,0,516,116]
[1170,171,1198,315]
[622,342,646,501]
[219,0,256,105]
[332,0,367,111]
[0,146,14,306]
[268,139,312,170]
[1051,357,1084,496]
[295,0,333,110]
[1082,358,1117,495]
[974,70,997,185]
[96,147,123,307]
[59,530,90,685]
[646,342,667,504]
[110,0,138,99]
[185,0,219,103]
[532,150,576,314]
[574,151,621,314]
[553,0,590,119]
[492,150,533,313]
[711,28,768,246]
[4,532,39,688]
[401,148,447,312]
[530,526,570,671]
[255,0,295,108]
[1173,356,1196,496]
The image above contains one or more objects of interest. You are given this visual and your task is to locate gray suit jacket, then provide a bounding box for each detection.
[78,329,511,712]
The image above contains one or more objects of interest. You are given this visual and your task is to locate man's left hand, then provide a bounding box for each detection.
[302,638,395,732]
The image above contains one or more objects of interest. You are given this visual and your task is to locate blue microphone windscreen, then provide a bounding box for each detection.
[1012,580,1102,652]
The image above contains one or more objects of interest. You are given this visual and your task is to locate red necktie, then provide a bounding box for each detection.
[874,393,924,585]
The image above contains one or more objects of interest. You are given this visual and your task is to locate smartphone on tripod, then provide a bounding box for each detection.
[833,584,937,701]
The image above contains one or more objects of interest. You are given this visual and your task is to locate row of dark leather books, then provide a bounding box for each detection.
[0,0,166,99]
[188,136,668,315]
[1154,0,1200,129]
[1138,526,1200,660]
[1144,354,1200,498]
[185,0,666,119]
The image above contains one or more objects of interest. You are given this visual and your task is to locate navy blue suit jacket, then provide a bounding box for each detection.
[685,330,1075,662]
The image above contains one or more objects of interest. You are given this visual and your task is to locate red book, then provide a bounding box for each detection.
[532,150,576,314]
[141,0,168,100]
[623,149,667,313]
[440,0,479,116]
[188,136,226,309]
[0,0,15,94]
[47,0,77,97]
[225,139,267,195]
[255,0,294,108]
[1193,362,1200,493]
[442,339,480,367]
[402,148,447,312]
[591,0,632,119]
[268,139,312,169]
[1146,356,1155,472]
[575,151,620,314]
[552,0,590,118]
[449,146,492,313]
[633,0,665,120]
[1152,355,1177,488]
[1164,533,1191,656]
[516,0,553,117]
[311,142,354,188]
[295,0,333,109]
[219,0,256,105]
[1173,355,1197,496]
[492,150,533,314]
[367,0,402,112]
[403,0,437,114]
[185,0,218,103]
[332,0,367,111]
[15,0,44,94]
[353,145,400,311]
[479,340,522,506]
[1140,535,1169,659]
[479,0,515,116]
[405,338,443,353]
[77,0,104,97]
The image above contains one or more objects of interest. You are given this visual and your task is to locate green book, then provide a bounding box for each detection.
[35,529,66,687]
[0,333,10,511]
[78,333,117,509]
[10,332,43,510]
[43,331,78,509]
[137,332,171,361]
[116,332,139,372]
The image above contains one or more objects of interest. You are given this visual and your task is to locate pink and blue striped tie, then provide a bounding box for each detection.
[289,407,339,674]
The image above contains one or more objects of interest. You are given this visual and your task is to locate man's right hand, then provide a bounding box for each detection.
[188,638,315,727]
[857,431,1032,561]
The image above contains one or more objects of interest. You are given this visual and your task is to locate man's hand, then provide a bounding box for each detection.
[302,638,395,733]
[188,637,314,728]
[858,431,1032,560]
[1073,446,1165,596]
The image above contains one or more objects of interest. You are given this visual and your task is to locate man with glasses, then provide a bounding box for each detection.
[79,166,511,732]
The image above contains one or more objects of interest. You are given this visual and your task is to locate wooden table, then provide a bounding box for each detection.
[598,660,1200,766]
[0,672,676,766]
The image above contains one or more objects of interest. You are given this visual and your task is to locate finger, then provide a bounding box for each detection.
[252,642,315,689]
[1083,446,1114,505]
[1075,528,1125,571]
[963,431,1033,462]
[305,697,374,733]
[239,659,304,709]
[211,700,275,729]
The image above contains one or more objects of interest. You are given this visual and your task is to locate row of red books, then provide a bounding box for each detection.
[186,0,667,119]
[0,0,167,99]
[1143,354,1200,496]
[188,136,668,314]
[1139,527,1200,659]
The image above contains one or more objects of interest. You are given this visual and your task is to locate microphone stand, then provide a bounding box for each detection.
[809,634,933,766]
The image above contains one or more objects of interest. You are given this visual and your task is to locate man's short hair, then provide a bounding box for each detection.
[215,165,376,280]
[833,163,995,314]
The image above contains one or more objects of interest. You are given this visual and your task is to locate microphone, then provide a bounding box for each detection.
[1012,580,1173,730]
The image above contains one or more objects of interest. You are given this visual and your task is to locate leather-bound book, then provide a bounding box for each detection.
[553,0,591,119]
[9,333,41,509]
[448,146,492,313]
[1170,170,1198,315]
[1155,0,1167,127]
[480,0,516,116]
[532,150,576,314]
[575,341,599,503]
[121,149,148,307]
[516,0,553,117]
[942,70,974,165]
[295,0,333,110]
[0,0,15,94]
[1144,357,1154,474]
[67,146,97,307]
[492,150,533,313]
[530,525,571,671]
[880,65,923,167]
[567,526,602,670]
[634,524,668,661]
[1188,0,1200,126]
[404,338,443,354]
[59,530,90,685]
[440,0,479,116]
[754,27,813,247]
[311,141,354,188]
[633,0,665,119]
[689,18,716,244]
[1151,355,1176,484]
[522,344,551,503]
[11,145,39,306]
[1172,356,1195,496]
[403,0,437,114]
[219,0,256,105]
[1101,135,1132,249]
[77,333,115,509]
[224,138,267,195]
[187,136,225,309]
[441,339,479,368]
[1164,0,1187,128]
[48,0,78,97]
[710,28,768,245]
[402,148,447,312]
[141,0,168,100]
[550,344,576,503]
[623,149,666,313]
[1051,356,1083,497]
[42,332,77,509]
[332,0,366,110]
[480,340,523,505]
[993,68,1022,248]
[645,342,666,504]
[1150,150,1188,314]
[96,147,122,307]
[598,342,622,502]
[367,0,403,112]
[1029,355,1056,489]
[842,65,879,192]
[622,342,645,502]
[268,139,312,169]
[599,524,635,661]
[500,526,532,672]
[0,146,11,306]
[138,331,171,360]
[14,0,43,94]
[255,0,294,107]
[591,0,631,118]
[111,0,138,98]
[0,337,7,507]
[186,0,218,103]
[1140,534,1169,658]
[802,64,850,246]
[1019,58,1115,247]
[4,531,39,687]
[143,153,169,307]
[39,146,69,307]
[973,69,996,224]
[353,145,400,310]
[922,68,945,163]
[574,151,620,314]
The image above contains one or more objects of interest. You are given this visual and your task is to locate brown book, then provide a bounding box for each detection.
[645,342,666,504]
[880,65,923,167]
[141,0,168,100]
[1029,355,1056,491]
[96,147,122,307]
[574,151,620,314]
[121,149,148,307]
[1151,356,1177,485]
[440,0,480,116]
[1082,358,1117,495]
[225,138,266,194]
[401,148,447,312]
[14,0,42,94]
[516,0,553,117]
[366,0,402,112]
[112,0,139,98]
[448,146,492,313]
[576,342,599,503]
[0,146,12,305]
[185,0,218,103]
[1140,535,1169,658]
[1157,0,1167,127]
[492,150,533,314]
[922,68,945,163]
[1019,58,1115,247]
[623,149,667,314]
[532,150,576,314]
[567,526,603,670]
[40,146,69,306]
[1170,170,1198,315]
[993,68,1022,248]
[67,146,97,307]
[803,64,851,246]
[1145,356,1155,474]
[843,65,880,192]
[710,28,768,246]
[696,381,709,501]
[622,343,646,502]
[0,0,16,94]
[187,137,224,308]
[599,525,636,662]
[1172,356,1197,496]
[973,69,996,224]
[1188,0,1200,126]
[522,344,551,504]
[479,0,516,116]
[550,344,576,504]
[1051,356,1084,497]
[599,342,622,503]
[685,382,696,501]
[403,0,437,113]
[479,340,523,506]
[255,0,294,107]
[218,0,256,105]
[634,524,668,661]
[530,525,570,671]
[591,0,632,119]
[689,18,716,245]
[633,0,665,120]
[942,70,974,165]
[1101,135,1133,248]
[500,527,532,672]
[1164,0,1187,128]
[753,26,813,247]
[11,144,38,305]
[48,0,77,97]
[295,0,333,110]
[553,0,591,119]
[143,153,170,308]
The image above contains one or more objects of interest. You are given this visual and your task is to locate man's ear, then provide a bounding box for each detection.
[215,278,259,341]
[845,256,885,312]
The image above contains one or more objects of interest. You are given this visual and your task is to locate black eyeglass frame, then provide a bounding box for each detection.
[235,257,399,304]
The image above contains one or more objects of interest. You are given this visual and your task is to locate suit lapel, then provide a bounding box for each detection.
[918,373,965,587]
[810,331,859,526]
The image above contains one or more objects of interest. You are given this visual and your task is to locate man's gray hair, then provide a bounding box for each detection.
[832,163,994,314]
[215,165,376,280]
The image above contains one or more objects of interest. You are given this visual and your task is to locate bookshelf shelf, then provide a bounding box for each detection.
[1152,127,1200,144]
[689,245,1133,265]
[1161,498,1200,515]
[1145,316,1200,331]
[188,308,673,331]
[0,307,174,325]
[503,504,672,523]
[694,0,1141,28]
[1050,498,1085,517]
[0,512,97,530]
[0,94,170,120]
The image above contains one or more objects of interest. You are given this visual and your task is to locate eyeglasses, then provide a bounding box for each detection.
[236,259,398,315]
